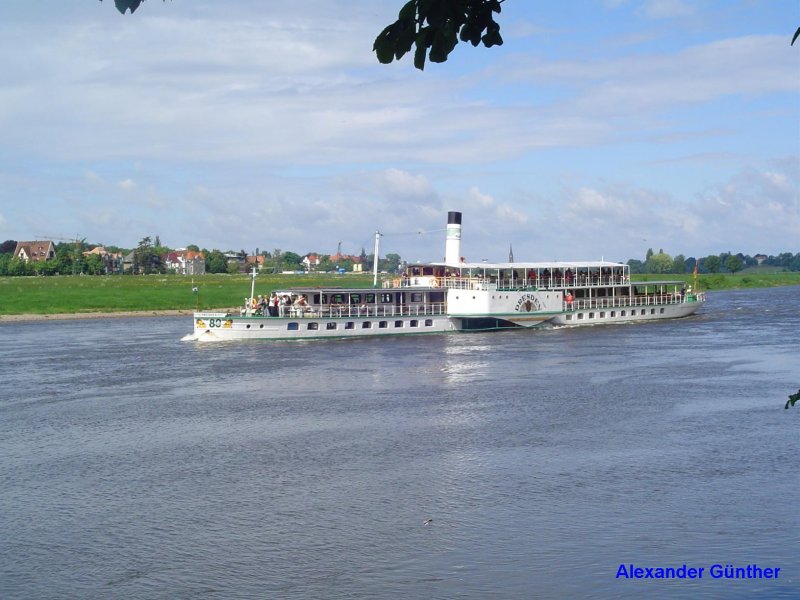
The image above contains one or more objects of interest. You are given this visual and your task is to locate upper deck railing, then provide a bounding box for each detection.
[392,274,631,291]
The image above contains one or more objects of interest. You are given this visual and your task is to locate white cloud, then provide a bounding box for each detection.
[640,0,695,19]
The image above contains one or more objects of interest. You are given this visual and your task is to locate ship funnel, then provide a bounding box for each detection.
[445,211,462,265]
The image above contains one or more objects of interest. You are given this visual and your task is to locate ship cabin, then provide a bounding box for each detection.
[402,260,630,291]
[263,287,447,319]
[401,261,689,311]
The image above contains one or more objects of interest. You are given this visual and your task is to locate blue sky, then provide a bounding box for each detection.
[0,0,797,263]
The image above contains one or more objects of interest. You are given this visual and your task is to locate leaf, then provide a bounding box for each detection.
[114,0,142,14]
[399,0,417,21]
[414,38,427,70]
[785,388,800,409]
[373,25,399,64]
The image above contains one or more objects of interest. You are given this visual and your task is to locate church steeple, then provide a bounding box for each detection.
[508,244,514,263]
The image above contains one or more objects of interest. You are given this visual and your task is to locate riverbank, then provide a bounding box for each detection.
[0,309,198,323]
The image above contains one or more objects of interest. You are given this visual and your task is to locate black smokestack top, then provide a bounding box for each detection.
[447,211,462,225]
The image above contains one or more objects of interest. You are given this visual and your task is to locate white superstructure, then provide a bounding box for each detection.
[184,211,705,341]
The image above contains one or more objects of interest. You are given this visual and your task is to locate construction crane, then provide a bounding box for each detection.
[36,234,86,275]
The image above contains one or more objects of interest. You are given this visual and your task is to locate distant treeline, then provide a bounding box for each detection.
[627,249,800,275]
[1,238,798,276]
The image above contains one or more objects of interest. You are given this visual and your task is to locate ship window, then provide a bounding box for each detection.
[246,324,251,329]
[651,308,656,315]
[410,320,418,327]
[287,322,299,330]
[365,293,376,303]
[411,293,423,302]
[379,321,388,328]
[350,294,361,304]
[307,322,319,330]
[610,311,616,318]
[566,314,573,321]
[326,322,337,330]
[578,313,584,319]
[395,320,403,328]
[660,308,665,314]
[589,312,595,319]
[345,322,354,329]
[362,321,372,329]
[641,309,647,315]
[380,293,393,303]
[331,294,345,304]
[430,292,445,303]
[425,319,433,326]
[599,312,605,318]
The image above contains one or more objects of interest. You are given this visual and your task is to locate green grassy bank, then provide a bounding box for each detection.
[1,272,798,316]
[0,273,377,316]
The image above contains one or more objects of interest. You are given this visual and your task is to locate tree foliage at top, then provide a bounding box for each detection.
[373,0,504,70]
[102,0,503,70]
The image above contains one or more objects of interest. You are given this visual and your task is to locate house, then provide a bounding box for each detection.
[302,254,321,271]
[164,250,206,275]
[754,254,768,266]
[82,246,123,274]
[246,255,266,271]
[329,253,362,264]
[13,241,56,263]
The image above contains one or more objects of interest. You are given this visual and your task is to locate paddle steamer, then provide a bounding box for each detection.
[184,212,705,341]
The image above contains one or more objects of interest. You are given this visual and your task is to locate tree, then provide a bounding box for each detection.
[134,236,162,274]
[626,259,644,275]
[0,240,17,255]
[281,251,302,270]
[646,251,673,274]
[383,252,403,273]
[671,254,686,274]
[725,254,743,274]
[103,0,505,71]
[374,0,505,70]
[205,249,228,273]
[703,255,721,273]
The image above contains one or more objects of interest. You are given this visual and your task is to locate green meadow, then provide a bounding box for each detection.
[0,271,798,316]
[0,273,377,315]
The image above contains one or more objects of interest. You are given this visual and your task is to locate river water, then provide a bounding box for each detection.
[1,286,798,599]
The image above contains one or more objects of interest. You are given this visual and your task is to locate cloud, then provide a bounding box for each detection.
[640,0,695,19]
[380,168,435,200]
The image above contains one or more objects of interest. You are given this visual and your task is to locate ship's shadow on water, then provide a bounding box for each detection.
[1,287,799,600]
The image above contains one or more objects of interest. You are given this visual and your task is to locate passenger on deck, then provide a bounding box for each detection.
[269,293,279,316]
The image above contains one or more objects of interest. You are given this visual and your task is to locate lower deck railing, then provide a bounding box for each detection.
[565,292,703,311]
[246,303,448,319]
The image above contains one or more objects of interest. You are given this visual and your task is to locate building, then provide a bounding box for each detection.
[13,241,56,263]
[302,254,321,271]
[82,246,123,274]
[246,255,266,271]
[164,250,206,275]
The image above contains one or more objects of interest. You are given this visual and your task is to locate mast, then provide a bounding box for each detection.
[249,265,257,305]
[372,230,381,287]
